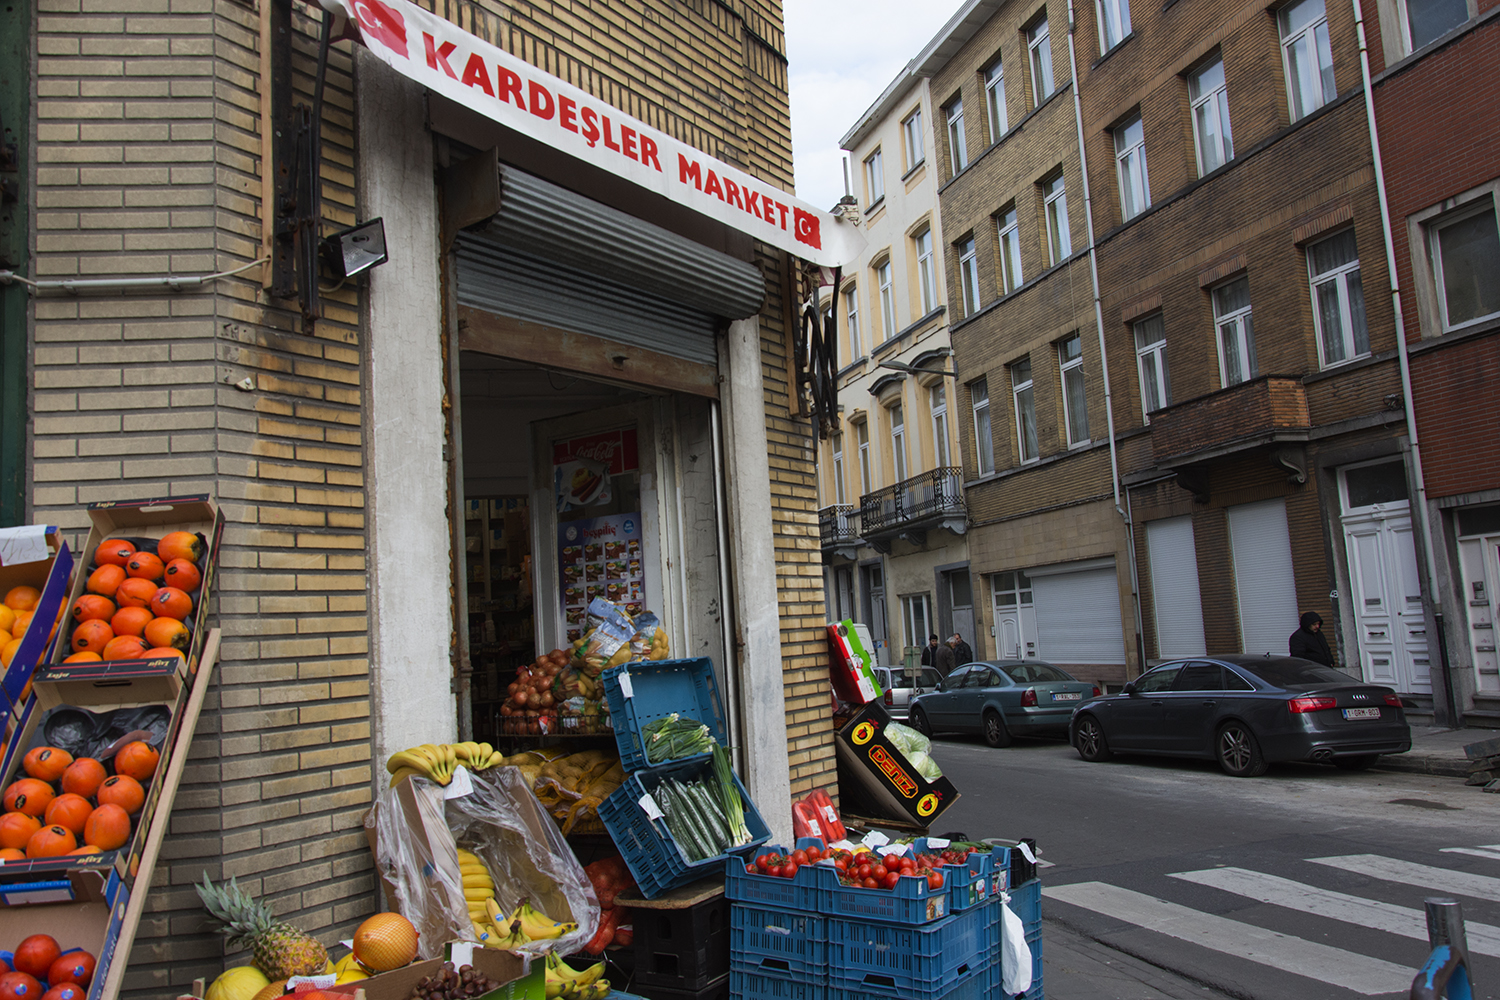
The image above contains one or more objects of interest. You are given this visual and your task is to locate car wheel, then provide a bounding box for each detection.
[1216,722,1269,777]
[1074,715,1111,762]
[1334,754,1379,771]
[909,706,932,738]
[983,710,1012,748]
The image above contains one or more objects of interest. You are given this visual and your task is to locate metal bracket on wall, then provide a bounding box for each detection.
[268,0,330,331]
[797,264,841,441]
[1271,445,1307,485]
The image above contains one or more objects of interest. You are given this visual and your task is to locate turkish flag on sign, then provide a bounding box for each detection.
[793,207,822,250]
[354,0,409,57]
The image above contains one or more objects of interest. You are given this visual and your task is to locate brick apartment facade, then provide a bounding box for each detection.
[0,0,838,992]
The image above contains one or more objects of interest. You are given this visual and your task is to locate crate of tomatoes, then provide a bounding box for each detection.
[907,838,996,912]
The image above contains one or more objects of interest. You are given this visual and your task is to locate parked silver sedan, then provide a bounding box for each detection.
[908,660,1100,747]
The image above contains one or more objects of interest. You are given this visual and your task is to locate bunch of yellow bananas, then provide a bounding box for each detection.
[387,742,506,786]
[544,952,609,1000]
[481,897,580,950]
[458,848,499,940]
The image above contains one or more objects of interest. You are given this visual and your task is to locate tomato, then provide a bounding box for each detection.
[870,865,888,880]
[898,856,915,871]
[805,847,822,862]
[756,854,771,873]
[834,858,848,872]
[927,872,945,890]
[862,877,879,889]
[882,871,901,889]
[747,865,758,874]
[790,849,809,866]
[855,864,871,879]
[782,861,799,878]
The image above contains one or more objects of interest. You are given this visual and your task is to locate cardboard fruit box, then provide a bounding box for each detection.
[0,867,130,1000]
[835,701,959,828]
[0,527,74,719]
[48,496,224,678]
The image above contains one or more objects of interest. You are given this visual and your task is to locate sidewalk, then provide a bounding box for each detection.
[1375,725,1497,778]
[1041,920,1233,999]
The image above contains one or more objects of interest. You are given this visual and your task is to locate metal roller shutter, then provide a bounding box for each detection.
[1146,516,1207,657]
[1032,560,1127,665]
[1227,498,1300,656]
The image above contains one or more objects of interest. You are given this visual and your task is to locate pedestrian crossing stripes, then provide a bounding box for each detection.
[1310,853,1500,902]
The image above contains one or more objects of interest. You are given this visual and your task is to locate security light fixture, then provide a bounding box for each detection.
[322,218,388,280]
[878,359,958,378]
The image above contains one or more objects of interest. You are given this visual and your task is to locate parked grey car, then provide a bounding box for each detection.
[872,665,944,721]
[908,660,1100,747]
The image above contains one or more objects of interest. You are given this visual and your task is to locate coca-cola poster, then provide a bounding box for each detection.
[552,429,638,513]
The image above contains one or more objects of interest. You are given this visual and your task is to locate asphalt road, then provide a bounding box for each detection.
[926,733,1500,1000]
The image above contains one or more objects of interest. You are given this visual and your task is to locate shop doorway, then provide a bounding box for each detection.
[991,570,1036,660]
[1456,505,1500,697]
[860,561,888,665]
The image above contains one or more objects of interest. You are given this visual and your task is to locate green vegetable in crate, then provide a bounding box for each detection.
[651,747,752,863]
[642,713,715,764]
[712,742,752,847]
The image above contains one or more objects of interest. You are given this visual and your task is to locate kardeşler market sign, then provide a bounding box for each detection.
[322,0,864,268]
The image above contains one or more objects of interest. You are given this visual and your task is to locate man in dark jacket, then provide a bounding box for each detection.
[951,633,974,666]
[1289,611,1334,666]
[920,634,940,666]
[933,636,957,676]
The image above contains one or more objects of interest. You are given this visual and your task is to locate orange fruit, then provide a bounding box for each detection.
[0,606,13,633]
[149,587,192,621]
[25,825,76,858]
[83,803,130,851]
[4,779,55,818]
[114,577,157,609]
[143,617,189,651]
[0,628,9,647]
[12,610,33,638]
[0,639,22,670]
[110,606,154,637]
[114,741,159,782]
[3,587,40,612]
[0,848,24,863]
[71,595,116,624]
[86,565,125,598]
[43,794,93,838]
[96,775,144,814]
[61,758,106,799]
[163,558,201,592]
[62,651,103,664]
[124,552,164,582]
[156,531,203,565]
[71,619,113,655]
[0,813,41,850]
[100,635,148,661]
[94,539,136,568]
[23,747,73,782]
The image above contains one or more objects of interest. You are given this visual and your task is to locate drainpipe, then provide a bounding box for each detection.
[1065,0,1146,673]
[1351,0,1456,725]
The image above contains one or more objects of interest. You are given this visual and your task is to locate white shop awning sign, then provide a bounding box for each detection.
[322,0,864,268]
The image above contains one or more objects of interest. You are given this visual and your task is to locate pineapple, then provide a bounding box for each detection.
[197,874,331,979]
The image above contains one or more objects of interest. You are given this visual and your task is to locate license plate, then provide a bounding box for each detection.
[1053,692,1082,702]
[1342,707,1381,720]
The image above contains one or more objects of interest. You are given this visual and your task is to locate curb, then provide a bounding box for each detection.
[1372,754,1471,778]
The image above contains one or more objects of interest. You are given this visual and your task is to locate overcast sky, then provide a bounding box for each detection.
[784,0,967,211]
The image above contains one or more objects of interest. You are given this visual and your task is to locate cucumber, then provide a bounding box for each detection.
[664,779,714,861]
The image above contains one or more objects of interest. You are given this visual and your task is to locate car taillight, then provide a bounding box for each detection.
[1289,695,1337,714]
[1384,693,1403,707]
[1091,686,1101,698]
[883,690,893,706]
[1021,688,1037,707]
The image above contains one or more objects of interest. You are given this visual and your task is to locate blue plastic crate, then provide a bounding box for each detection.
[825,956,995,1000]
[729,903,828,978]
[598,755,770,898]
[730,967,827,1000]
[826,905,997,995]
[909,838,996,912]
[603,657,727,772]
[724,845,830,911]
[812,861,948,925]
[1006,878,1041,932]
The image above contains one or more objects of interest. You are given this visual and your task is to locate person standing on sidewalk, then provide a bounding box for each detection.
[951,632,974,666]
[920,634,940,667]
[1288,611,1334,666]
[933,634,957,676]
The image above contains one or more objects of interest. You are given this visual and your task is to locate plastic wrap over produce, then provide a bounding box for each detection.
[370,767,600,959]
[885,722,944,782]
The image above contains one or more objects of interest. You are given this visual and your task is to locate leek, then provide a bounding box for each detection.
[711,742,751,847]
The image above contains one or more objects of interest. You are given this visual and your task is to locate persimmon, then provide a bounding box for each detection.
[48,952,95,989]
[23,746,72,783]
[0,812,41,850]
[94,539,136,567]
[43,794,93,839]
[86,565,125,598]
[114,741,159,781]
[0,848,23,863]
[100,635,148,661]
[71,595,116,624]
[143,647,186,664]
[110,606,154,638]
[163,558,201,592]
[114,577,157,609]
[61,758,106,799]
[124,552,164,582]
[62,651,103,664]
[3,587,39,612]
[0,972,42,1000]
[12,937,59,981]
[156,531,203,564]
[70,620,113,655]
[42,984,85,1000]
[4,779,54,818]
[149,586,193,621]
[83,803,130,851]
[96,775,144,814]
[142,617,189,651]
[25,825,76,858]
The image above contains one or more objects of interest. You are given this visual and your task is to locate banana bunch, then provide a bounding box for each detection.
[544,952,609,1000]
[387,742,506,786]
[458,848,498,941]
[452,740,506,771]
[482,897,580,949]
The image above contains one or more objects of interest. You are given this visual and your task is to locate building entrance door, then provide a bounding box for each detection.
[991,570,1036,660]
[860,562,888,665]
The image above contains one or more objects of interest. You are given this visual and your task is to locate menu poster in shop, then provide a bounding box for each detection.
[558,514,645,640]
[553,429,638,513]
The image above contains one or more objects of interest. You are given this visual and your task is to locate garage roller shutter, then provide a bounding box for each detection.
[1146,516,1208,657]
[1227,498,1300,656]
[1032,561,1127,665]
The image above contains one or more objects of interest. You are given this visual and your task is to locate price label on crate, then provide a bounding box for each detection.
[639,792,664,820]
[618,668,634,699]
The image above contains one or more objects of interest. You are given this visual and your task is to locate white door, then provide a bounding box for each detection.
[1457,536,1500,695]
[991,570,1037,659]
[1344,513,1430,692]
[1227,498,1300,656]
[1031,561,1128,666]
[1146,516,1208,657]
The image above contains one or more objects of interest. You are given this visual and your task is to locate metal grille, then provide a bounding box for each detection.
[859,467,965,534]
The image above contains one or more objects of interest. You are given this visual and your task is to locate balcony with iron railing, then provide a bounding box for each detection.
[819,503,859,553]
[858,466,967,551]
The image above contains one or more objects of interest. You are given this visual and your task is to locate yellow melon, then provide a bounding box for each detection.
[351,912,419,972]
[205,967,271,1000]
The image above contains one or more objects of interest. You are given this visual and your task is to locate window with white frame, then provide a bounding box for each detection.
[1429,196,1500,331]
[903,109,925,170]
[856,420,872,492]
[971,376,995,475]
[1114,114,1150,220]
[876,259,895,341]
[997,206,1024,294]
[915,228,937,313]
[958,237,981,316]
[890,402,909,482]
[1134,313,1170,416]
[832,432,846,504]
[1308,229,1370,366]
[1402,0,1469,52]
[1281,0,1335,121]
[1189,57,1234,176]
[1011,358,1039,463]
[845,286,862,362]
[1212,276,1256,386]
[1029,17,1055,104]
[865,149,885,205]
[946,98,968,174]
[1044,173,1072,265]
[1058,334,1089,446]
[902,594,932,650]
[930,383,951,467]
[985,60,1009,141]
[1098,0,1132,52]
